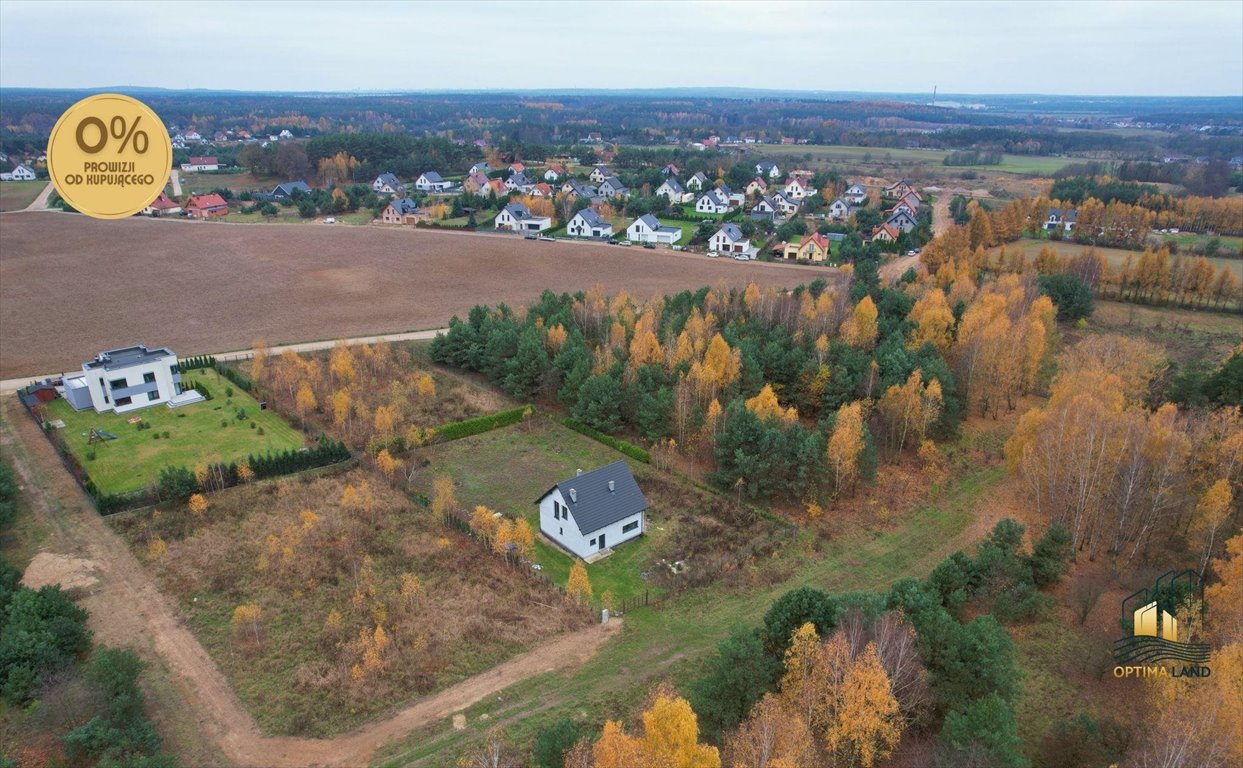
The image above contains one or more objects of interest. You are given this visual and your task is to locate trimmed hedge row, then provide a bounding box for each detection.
[435,405,533,443]
[215,362,253,392]
[561,418,651,464]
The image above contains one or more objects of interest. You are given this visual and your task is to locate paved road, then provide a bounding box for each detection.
[0,327,449,393]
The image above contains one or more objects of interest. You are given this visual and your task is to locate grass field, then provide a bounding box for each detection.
[411,419,672,603]
[0,180,45,211]
[180,171,273,195]
[992,237,1243,279]
[0,214,834,378]
[1151,230,1243,255]
[743,144,1071,175]
[657,217,699,244]
[41,369,304,494]
[374,454,1006,766]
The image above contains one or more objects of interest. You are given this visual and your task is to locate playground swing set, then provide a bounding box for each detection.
[86,428,118,444]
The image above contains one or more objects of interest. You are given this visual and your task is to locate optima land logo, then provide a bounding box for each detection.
[1113,570,1212,679]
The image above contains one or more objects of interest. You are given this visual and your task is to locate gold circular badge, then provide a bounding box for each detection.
[46,93,173,220]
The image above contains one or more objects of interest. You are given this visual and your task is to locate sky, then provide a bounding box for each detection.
[1,0,1241,96]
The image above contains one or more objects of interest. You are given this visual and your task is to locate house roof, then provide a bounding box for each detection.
[375,172,403,187]
[660,178,683,194]
[187,156,217,165]
[536,461,649,535]
[467,172,490,186]
[700,191,728,207]
[487,178,508,192]
[600,176,627,190]
[547,163,566,173]
[749,177,768,188]
[758,162,777,171]
[575,208,607,228]
[875,223,900,240]
[846,183,866,193]
[84,345,174,371]
[148,192,179,210]
[690,171,708,182]
[509,162,525,172]
[421,171,445,183]
[273,181,310,196]
[753,196,777,211]
[188,193,228,209]
[715,222,744,242]
[503,202,534,219]
[530,182,553,196]
[388,197,420,215]
[632,214,679,234]
[801,232,830,252]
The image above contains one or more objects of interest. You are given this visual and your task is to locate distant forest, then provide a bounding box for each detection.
[2,89,1240,162]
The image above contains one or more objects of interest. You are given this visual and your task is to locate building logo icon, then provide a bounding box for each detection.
[1113,570,1211,666]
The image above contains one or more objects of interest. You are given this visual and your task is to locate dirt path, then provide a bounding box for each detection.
[1,401,621,767]
[932,194,952,237]
[169,168,182,197]
[23,181,54,211]
[0,328,449,393]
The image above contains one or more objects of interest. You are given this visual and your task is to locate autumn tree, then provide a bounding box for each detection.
[375,449,401,482]
[147,535,167,561]
[295,383,317,425]
[724,693,815,768]
[431,474,457,517]
[746,384,798,425]
[841,296,878,351]
[232,603,262,644]
[567,560,593,606]
[188,492,208,517]
[1206,533,1243,642]
[470,505,501,541]
[826,402,865,496]
[827,642,902,768]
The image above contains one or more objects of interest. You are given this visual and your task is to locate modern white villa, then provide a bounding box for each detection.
[537,461,649,560]
[61,345,203,414]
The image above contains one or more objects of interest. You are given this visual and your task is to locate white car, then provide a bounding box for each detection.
[672,245,684,251]
[707,250,719,258]
[322,217,336,224]
[733,253,750,261]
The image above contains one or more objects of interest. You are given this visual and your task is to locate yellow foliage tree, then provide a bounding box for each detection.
[1206,533,1243,642]
[188,492,208,516]
[295,383,317,423]
[431,474,456,517]
[415,373,437,399]
[330,345,356,383]
[641,690,722,768]
[470,505,500,541]
[510,518,536,560]
[827,642,902,768]
[332,388,352,427]
[375,449,400,481]
[745,384,798,425]
[826,402,865,496]
[373,405,397,438]
[147,535,167,561]
[725,693,814,768]
[841,296,878,350]
[567,560,593,606]
[232,602,262,643]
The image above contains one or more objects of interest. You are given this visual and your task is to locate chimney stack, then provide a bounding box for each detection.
[576,468,583,476]
[608,480,615,492]
[569,488,577,502]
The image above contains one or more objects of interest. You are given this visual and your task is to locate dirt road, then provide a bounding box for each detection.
[169,168,182,197]
[1,401,622,767]
[23,181,55,211]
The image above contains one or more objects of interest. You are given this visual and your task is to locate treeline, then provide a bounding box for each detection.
[942,148,1002,166]
[1049,175,1159,205]
[430,257,1058,503]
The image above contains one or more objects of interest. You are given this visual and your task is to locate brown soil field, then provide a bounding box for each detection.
[0,213,837,378]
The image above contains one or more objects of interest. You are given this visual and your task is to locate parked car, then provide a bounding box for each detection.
[524,233,538,240]
[538,235,556,241]
[323,217,336,224]
[619,240,632,246]
[643,242,656,249]
[734,253,750,261]
[907,249,918,256]
[707,250,719,258]
[672,245,684,251]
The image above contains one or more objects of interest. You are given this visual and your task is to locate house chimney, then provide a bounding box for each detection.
[608,480,615,492]
[576,468,583,476]
[569,489,577,502]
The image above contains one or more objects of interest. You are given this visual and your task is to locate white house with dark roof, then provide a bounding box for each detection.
[626,214,682,245]
[415,171,453,192]
[709,222,752,255]
[844,183,868,204]
[505,171,534,192]
[655,178,686,203]
[589,165,610,184]
[61,345,202,414]
[828,197,853,220]
[695,190,731,214]
[597,176,629,198]
[886,209,919,233]
[271,180,311,200]
[469,161,492,175]
[1,163,37,181]
[774,191,801,216]
[494,202,551,232]
[686,171,709,191]
[1044,207,1078,233]
[756,161,781,179]
[537,461,649,560]
[750,196,781,222]
[372,172,406,195]
[567,208,614,239]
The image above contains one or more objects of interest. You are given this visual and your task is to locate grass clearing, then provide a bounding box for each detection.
[992,237,1243,279]
[39,368,304,494]
[181,171,273,195]
[0,180,45,211]
[746,144,1071,175]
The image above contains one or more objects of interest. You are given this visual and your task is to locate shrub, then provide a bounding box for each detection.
[152,434,159,440]
[250,422,256,429]
[533,718,586,768]
[561,418,651,463]
[1038,273,1094,321]
[257,427,265,436]
[435,406,532,443]
[86,450,97,461]
[161,431,169,439]
[156,466,198,500]
[221,420,229,428]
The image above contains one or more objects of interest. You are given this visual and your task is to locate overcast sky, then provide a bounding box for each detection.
[2,0,1240,96]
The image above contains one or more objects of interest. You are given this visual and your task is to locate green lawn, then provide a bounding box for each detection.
[738,144,1071,175]
[678,204,724,220]
[1152,230,1243,255]
[657,217,698,244]
[992,237,1243,279]
[0,180,45,211]
[411,418,667,603]
[41,369,304,494]
[374,462,1003,766]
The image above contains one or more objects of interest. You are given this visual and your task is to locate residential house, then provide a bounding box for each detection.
[589,165,610,184]
[493,202,551,232]
[750,196,781,222]
[871,223,901,243]
[1044,207,1078,233]
[180,156,219,172]
[561,179,598,200]
[142,192,182,216]
[462,172,491,194]
[509,162,526,174]
[371,172,406,195]
[626,214,682,245]
[886,209,919,233]
[528,182,553,198]
[61,345,202,414]
[891,199,919,218]
[844,183,868,204]
[756,161,781,179]
[597,176,629,198]
[415,171,453,193]
[686,171,709,191]
[883,179,914,200]
[567,208,614,239]
[828,197,853,220]
[781,232,831,262]
[661,163,680,176]
[185,193,229,218]
[774,191,801,216]
[709,223,752,255]
[695,190,731,215]
[537,461,649,560]
[485,178,509,197]
[783,177,812,200]
[469,161,492,175]
[271,181,311,200]
[655,178,686,203]
[380,197,421,224]
[745,177,768,196]
[506,171,534,192]
[544,164,566,182]
[0,163,36,181]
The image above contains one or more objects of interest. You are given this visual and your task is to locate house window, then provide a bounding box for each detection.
[622,520,639,534]
[589,538,596,547]
[147,390,160,401]
[109,378,126,390]
[115,396,132,406]
[143,372,156,384]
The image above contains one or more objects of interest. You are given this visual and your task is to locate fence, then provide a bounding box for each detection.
[617,590,664,614]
